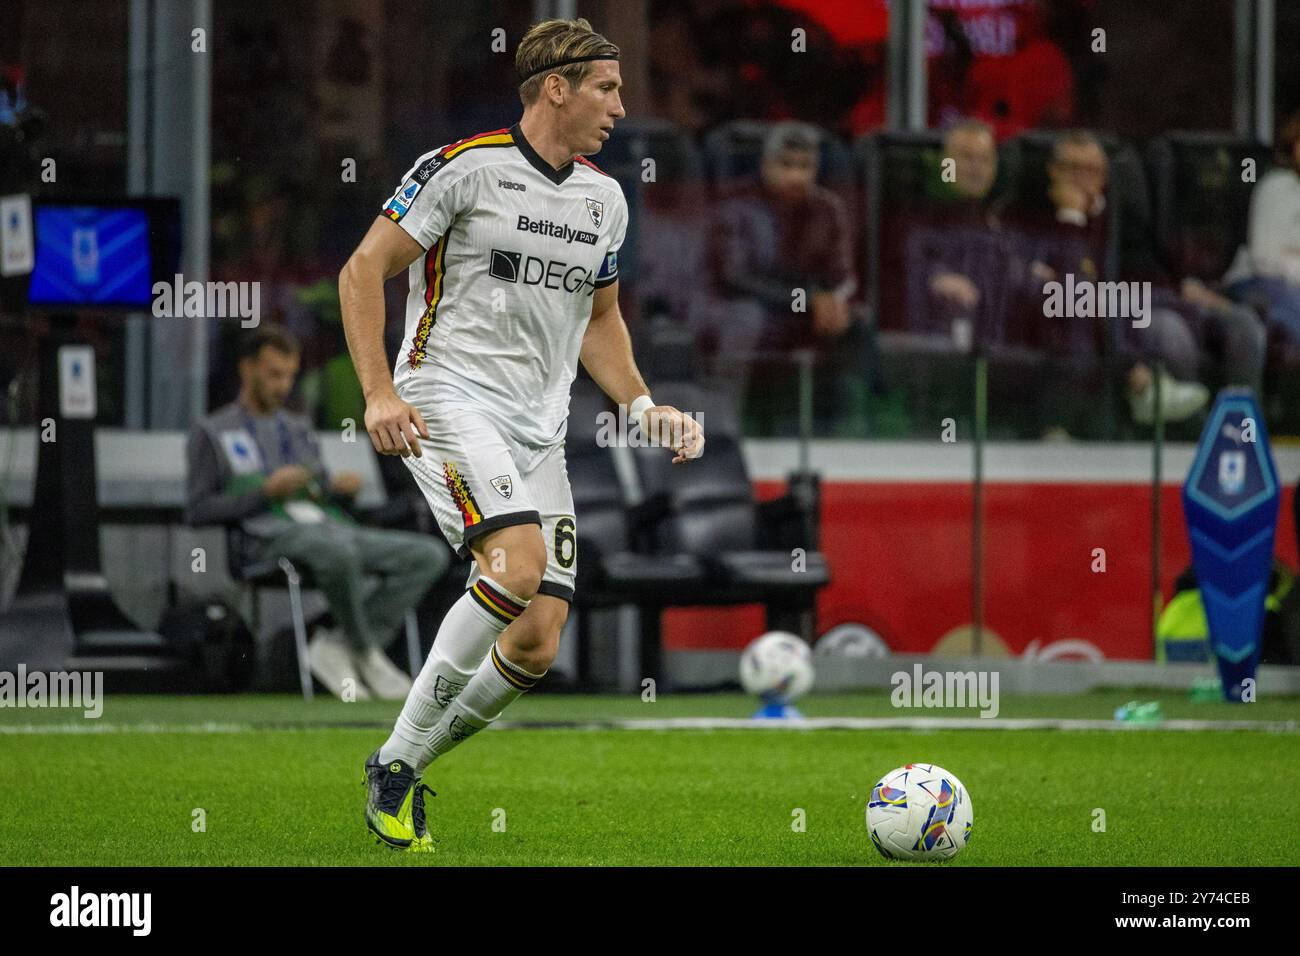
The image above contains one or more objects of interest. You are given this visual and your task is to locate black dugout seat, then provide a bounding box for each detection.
[565,378,704,684]
[567,378,829,689]
[1145,132,1270,281]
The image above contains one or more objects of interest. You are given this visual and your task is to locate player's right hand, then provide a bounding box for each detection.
[364,390,430,458]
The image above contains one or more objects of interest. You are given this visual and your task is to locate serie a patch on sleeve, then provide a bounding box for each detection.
[383,178,423,222]
[596,250,618,283]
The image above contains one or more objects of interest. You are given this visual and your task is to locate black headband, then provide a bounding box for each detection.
[519,53,619,82]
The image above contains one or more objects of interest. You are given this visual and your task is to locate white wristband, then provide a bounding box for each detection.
[629,393,655,432]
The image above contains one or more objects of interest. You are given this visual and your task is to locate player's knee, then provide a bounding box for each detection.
[492,561,545,602]
[472,525,546,599]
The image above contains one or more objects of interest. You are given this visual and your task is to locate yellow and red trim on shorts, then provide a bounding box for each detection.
[443,462,483,528]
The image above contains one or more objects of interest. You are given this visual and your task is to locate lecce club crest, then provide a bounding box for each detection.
[491,474,513,499]
[585,197,604,228]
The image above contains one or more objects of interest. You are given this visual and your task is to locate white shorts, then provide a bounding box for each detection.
[399,399,577,603]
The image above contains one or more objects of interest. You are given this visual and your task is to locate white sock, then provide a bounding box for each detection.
[425,641,546,760]
[378,576,529,772]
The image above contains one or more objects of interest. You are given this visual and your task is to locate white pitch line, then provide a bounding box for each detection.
[0,716,1295,734]
[0,721,257,734]
[497,717,1300,733]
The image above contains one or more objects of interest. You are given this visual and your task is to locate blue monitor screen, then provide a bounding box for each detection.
[28,205,155,307]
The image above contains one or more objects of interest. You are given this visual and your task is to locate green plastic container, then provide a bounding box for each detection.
[1113,700,1164,723]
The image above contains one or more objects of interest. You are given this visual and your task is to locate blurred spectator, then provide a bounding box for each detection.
[902,119,1014,345]
[1011,131,1264,431]
[646,2,731,134]
[648,0,874,140]
[185,325,450,700]
[773,0,889,137]
[1125,280,1264,424]
[1225,109,1300,348]
[928,0,1075,139]
[1005,131,1111,355]
[1041,129,1109,258]
[692,121,865,433]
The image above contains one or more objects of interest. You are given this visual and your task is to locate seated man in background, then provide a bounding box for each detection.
[186,324,450,699]
[1128,277,1265,425]
[692,121,866,434]
[903,118,1013,347]
[1009,130,1262,433]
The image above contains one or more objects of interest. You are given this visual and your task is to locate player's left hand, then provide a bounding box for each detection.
[645,405,705,463]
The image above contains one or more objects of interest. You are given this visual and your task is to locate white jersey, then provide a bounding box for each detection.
[382,122,628,449]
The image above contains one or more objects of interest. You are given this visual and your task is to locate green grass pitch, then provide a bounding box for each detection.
[1,690,1297,866]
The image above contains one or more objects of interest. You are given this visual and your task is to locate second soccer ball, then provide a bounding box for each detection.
[738,631,815,702]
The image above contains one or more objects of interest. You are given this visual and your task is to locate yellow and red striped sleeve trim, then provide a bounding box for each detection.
[407,232,448,370]
[404,130,515,369]
[442,130,513,159]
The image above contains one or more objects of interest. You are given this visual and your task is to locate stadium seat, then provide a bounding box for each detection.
[598,117,706,193]
[1145,132,1271,281]
[566,378,828,688]
[566,377,706,686]
[592,118,706,290]
[203,467,425,700]
[627,382,830,680]
[600,119,709,350]
[224,527,423,702]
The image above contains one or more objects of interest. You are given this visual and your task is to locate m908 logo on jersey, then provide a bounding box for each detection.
[489,249,597,296]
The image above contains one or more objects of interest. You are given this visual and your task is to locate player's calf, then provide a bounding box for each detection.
[376,573,533,773]
[497,593,567,675]
[417,597,566,762]
[420,638,548,758]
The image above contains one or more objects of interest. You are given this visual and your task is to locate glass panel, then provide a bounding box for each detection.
[926,0,1236,139]
[209,0,538,426]
[3,0,130,426]
[982,354,1160,664]
[637,0,890,140]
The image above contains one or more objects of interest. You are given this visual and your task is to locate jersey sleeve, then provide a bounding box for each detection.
[380,150,468,249]
[594,190,628,289]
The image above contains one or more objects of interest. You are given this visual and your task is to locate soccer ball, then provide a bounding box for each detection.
[739,631,814,701]
[866,763,973,861]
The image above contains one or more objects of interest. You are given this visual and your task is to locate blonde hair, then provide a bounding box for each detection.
[516,18,619,106]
